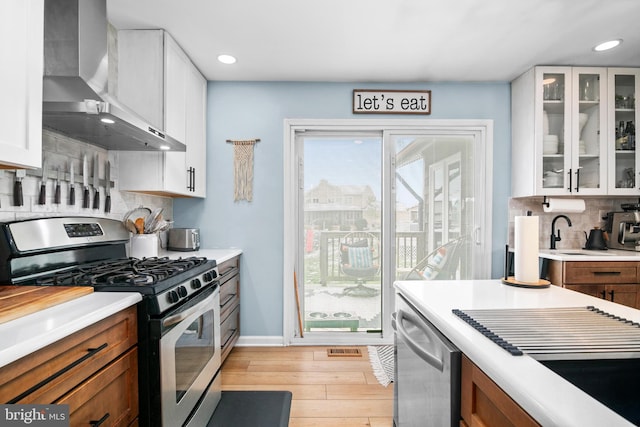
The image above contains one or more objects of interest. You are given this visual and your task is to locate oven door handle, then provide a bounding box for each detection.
[163,291,216,328]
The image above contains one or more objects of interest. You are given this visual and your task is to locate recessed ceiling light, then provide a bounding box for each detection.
[100,117,115,124]
[217,54,237,64]
[593,39,622,52]
[159,145,170,150]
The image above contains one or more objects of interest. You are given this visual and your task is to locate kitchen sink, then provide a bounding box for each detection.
[555,249,616,256]
[540,358,640,425]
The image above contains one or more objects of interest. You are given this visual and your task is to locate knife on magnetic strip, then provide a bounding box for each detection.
[82,154,90,208]
[38,158,47,205]
[104,160,111,213]
[92,153,100,209]
[69,161,75,205]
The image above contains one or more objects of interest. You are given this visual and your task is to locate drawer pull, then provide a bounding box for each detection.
[220,267,239,282]
[593,271,622,276]
[9,343,108,403]
[89,412,110,426]
[221,294,236,308]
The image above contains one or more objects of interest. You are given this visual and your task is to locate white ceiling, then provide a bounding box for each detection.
[107,0,640,83]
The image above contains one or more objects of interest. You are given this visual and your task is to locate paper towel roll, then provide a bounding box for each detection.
[543,198,585,213]
[514,216,539,283]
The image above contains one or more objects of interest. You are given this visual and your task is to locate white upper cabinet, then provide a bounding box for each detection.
[116,30,207,198]
[512,66,609,197]
[607,68,640,195]
[0,0,43,169]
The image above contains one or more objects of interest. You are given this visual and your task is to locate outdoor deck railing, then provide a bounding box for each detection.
[314,230,426,284]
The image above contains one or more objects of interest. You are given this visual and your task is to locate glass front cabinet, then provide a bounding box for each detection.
[608,68,640,195]
[512,66,638,197]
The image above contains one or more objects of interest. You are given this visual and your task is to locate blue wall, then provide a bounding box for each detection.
[174,81,511,337]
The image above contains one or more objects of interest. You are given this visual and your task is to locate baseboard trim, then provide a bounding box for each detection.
[236,335,286,347]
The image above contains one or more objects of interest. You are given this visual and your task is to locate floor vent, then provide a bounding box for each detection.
[327,348,362,357]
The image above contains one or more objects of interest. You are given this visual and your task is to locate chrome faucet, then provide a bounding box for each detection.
[550,215,572,249]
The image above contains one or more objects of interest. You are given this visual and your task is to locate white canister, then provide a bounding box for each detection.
[130,234,159,258]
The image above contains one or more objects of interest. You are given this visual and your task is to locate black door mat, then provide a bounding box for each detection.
[207,391,292,427]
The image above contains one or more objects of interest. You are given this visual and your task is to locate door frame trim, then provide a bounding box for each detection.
[283,119,493,346]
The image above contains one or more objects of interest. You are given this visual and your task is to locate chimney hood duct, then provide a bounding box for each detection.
[42,0,185,152]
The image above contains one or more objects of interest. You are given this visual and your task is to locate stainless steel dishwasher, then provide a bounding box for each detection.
[393,293,461,427]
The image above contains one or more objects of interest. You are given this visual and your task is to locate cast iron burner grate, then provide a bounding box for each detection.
[36,256,208,287]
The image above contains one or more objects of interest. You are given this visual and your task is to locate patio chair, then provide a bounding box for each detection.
[404,235,468,281]
[340,231,380,296]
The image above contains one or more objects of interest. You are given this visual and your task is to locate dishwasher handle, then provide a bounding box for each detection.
[393,308,445,372]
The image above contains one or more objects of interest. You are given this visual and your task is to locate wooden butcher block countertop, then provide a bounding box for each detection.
[0,286,93,325]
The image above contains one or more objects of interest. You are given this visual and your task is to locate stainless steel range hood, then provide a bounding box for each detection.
[42,0,185,152]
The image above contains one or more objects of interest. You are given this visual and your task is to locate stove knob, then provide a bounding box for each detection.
[167,290,179,303]
[203,272,211,282]
[177,286,188,298]
[210,269,218,279]
[191,278,202,289]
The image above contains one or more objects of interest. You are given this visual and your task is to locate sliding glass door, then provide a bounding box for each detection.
[285,120,492,344]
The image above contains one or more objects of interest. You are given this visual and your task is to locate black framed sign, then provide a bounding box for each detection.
[352,89,431,115]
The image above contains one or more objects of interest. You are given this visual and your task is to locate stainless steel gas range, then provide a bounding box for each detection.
[0,216,222,427]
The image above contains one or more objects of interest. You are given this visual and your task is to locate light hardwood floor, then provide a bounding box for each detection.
[221,346,394,427]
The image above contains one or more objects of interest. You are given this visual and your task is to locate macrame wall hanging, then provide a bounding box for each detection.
[227,139,260,201]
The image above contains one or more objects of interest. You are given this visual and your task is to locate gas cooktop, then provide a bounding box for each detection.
[34,256,215,294]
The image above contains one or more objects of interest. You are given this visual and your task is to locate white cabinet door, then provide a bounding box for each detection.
[185,64,207,197]
[116,30,164,130]
[164,33,187,144]
[537,66,572,195]
[0,0,43,169]
[608,68,640,195]
[570,68,607,195]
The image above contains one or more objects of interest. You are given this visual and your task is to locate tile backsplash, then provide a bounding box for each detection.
[0,129,172,231]
[508,196,640,250]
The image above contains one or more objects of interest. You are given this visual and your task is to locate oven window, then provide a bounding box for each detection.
[174,309,215,402]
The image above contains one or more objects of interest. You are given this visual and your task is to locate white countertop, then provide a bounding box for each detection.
[394,280,639,427]
[0,292,142,369]
[160,248,242,265]
[539,248,640,261]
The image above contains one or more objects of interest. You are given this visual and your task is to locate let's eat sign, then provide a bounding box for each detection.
[352,89,431,115]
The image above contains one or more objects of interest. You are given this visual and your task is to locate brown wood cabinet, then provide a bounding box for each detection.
[546,260,640,309]
[461,354,540,427]
[218,255,240,363]
[0,305,139,425]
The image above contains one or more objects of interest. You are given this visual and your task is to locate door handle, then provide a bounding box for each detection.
[395,308,444,372]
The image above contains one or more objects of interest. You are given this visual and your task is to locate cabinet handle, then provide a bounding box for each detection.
[89,413,110,426]
[9,343,108,403]
[574,169,580,192]
[593,271,621,276]
[567,169,572,192]
[609,290,615,301]
[187,167,195,192]
[601,290,607,299]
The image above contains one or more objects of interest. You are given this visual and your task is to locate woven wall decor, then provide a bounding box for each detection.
[227,139,260,201]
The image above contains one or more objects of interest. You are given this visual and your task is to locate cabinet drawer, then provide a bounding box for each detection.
[221,304,239,359]
[220,273,239,321]
[57,347,138,427]
[563,262,638,284]
[218,256,240,280]
[0,306,137,404]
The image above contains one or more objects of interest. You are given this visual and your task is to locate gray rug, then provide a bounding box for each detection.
[368,345,394,386]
